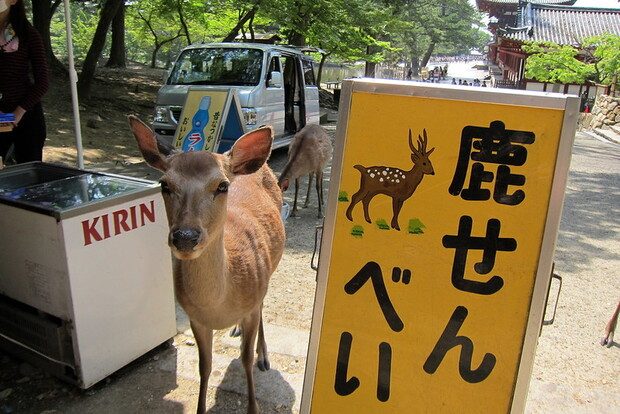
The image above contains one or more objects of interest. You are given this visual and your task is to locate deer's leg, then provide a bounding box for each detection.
[316,171,324,219]
[318,171,325,206]
[391,198,404,231]
[345,189,366,222]
[256,309,270,371]
[362,196,373,224]
[191,321,213,414]
[601,301,620,347]
[230,325,242,337]
[304,173,313,208]
[291,178,300,217]
[241,311,261,414]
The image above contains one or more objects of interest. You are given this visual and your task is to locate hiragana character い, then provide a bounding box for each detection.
[331,261,411,402]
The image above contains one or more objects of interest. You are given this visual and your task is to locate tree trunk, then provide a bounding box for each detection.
[420,42,435,69]
[77,0,124,100]
[106,1,126,68]
[151,44,162,69]
[288,31,305,47]
[411,56,419,78]
[222,6,259,42]
[316,53,328,88]
[31,0,65,73]
[365,45,381,78]
[177,1,191,45]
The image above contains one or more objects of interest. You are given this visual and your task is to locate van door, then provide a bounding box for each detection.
[282,53,307,136]
[263,53,285,138]
[301,57,320,126]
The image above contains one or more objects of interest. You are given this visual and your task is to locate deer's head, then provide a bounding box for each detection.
[409,129,435,175]
[128,116,273,260]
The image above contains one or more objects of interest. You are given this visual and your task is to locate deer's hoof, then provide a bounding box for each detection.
[230,325,242,337]
[257,356,271,371]
[601,335,614,347]
[248,400,260,414]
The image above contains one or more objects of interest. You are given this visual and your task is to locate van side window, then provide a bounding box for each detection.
[302,59,316,86]
[266,56,281,86]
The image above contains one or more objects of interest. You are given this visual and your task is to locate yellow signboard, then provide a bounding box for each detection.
[174,88,245,153]
[302,80,578,413]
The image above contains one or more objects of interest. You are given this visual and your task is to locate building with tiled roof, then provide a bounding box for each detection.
[476,0,576,30]
[480,1,620,94]
[499,3,620,45]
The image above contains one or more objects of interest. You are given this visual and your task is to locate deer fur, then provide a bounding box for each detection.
[128,116,285,414]
[278,124,332,218]
[346,129,435,230]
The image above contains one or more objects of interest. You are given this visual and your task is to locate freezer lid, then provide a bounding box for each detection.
[0,162,160,219]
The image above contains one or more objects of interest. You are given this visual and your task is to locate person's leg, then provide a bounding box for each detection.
[0,128,16,161]
[13,104,46,163]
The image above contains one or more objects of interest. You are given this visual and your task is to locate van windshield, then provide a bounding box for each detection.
[168,48,264,86]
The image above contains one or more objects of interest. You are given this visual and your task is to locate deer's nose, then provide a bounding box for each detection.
[171,228,202,251]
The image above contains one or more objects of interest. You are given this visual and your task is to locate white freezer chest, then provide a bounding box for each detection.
[0,162,176,388]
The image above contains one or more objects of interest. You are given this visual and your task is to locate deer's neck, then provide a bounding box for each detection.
[175,232,230,309]
[407,165,424,180]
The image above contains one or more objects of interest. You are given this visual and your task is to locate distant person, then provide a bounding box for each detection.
[458,79,463,85]
[406,68,413,80]
[0,0,49,164]
[451,78,457,85]
[482,81,487,87]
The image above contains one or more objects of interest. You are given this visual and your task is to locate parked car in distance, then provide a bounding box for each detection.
[152,42,321,151]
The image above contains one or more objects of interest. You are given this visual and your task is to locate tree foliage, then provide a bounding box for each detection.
[523,34,620,86]
[38,0,489,99]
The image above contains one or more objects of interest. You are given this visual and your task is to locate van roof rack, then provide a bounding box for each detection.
[282,45,327,55]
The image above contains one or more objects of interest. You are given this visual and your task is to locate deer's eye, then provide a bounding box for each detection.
[215,181,229,195]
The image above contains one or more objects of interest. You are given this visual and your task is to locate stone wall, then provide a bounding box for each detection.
[590,94,620,128]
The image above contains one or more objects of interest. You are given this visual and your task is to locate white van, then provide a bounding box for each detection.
[152,42,320,151]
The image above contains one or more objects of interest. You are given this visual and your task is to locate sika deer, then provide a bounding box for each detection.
[128,116,285,414]
[345,129,435,230]
[278,124,332,218]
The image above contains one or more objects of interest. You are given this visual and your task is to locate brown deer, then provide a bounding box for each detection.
[345,129,435,230]
[278,124,332,218]
[128,116,285,414]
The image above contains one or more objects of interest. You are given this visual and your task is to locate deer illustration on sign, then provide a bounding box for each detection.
[345,129,435,230]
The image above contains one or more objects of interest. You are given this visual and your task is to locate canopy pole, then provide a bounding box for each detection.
[63,0,84,169]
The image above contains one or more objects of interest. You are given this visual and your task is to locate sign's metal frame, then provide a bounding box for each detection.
[300,78,579,413]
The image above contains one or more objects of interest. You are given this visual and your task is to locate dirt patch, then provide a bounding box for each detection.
[41,64,166,167]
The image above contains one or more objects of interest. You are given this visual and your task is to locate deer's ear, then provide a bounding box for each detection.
[229,126,273,175]
[128,115,169,172]
[426,147,435,156]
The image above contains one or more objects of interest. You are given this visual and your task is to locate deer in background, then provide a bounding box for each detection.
[278,124,332,218]
[128,116,285,414]
[346,129,435,230]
